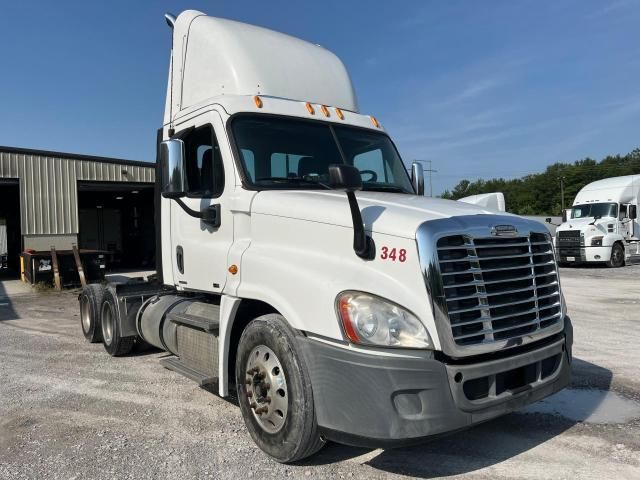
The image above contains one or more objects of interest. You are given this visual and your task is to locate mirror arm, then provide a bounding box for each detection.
[346,191,375,259]
[173,198,221,227]
[174,197,204,218]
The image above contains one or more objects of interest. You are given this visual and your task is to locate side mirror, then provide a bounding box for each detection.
[328,164,362,191]
[562,209,569,223]
[160,139,186,199]
[629,205,637,220]
[545,217,552,223]
[411,162,425,196]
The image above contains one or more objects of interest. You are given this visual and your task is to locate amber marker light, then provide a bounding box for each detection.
[305,102,315,114]
[254,95,263,108]
[335,108,344,120]
[338,297,360,343]
[321,105,330,117]
[228,264,238,275]
[370,116,381,128]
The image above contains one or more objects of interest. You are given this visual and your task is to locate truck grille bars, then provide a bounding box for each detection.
[437,232,560,346]
[556,230,584,260]
[417,215,565,357]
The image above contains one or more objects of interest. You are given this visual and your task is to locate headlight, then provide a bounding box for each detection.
[336,292,432,349]
[591,236,603,246]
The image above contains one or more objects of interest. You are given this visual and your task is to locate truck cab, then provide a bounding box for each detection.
[79,10,572,463]
[555,176,639,267]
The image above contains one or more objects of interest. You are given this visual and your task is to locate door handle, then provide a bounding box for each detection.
[176,245,184,274]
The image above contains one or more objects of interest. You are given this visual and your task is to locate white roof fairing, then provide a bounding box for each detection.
[164,11,359,125]
[573,174,640,205]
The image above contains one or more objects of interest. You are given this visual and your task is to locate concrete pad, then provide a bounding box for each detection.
[0,279,33,299]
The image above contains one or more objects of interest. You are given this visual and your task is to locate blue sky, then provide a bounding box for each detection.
[1,0,638,194]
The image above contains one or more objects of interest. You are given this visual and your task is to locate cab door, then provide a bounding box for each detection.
[169,111,234,292]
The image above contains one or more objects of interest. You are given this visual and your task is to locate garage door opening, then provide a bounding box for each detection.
[78,182,155,270]
[0,180,21,279]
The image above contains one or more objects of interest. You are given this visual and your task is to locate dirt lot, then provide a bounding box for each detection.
[1,265,639,479]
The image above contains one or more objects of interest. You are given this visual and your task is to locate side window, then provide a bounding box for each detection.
[181,125,225,197]
[620,204,627,220]
[240,149,256,181]
[353,149,391,183]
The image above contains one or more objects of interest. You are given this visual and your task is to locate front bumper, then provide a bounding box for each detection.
[298,317,572,447]
[558,245,611,263]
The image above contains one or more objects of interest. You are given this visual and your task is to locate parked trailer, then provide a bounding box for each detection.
[78,10,572,463]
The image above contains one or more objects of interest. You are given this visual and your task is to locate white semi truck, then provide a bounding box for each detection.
[78,10,572,462]
[555,175,639,267]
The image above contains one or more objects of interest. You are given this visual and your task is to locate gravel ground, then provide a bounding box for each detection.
[1,265,639,479]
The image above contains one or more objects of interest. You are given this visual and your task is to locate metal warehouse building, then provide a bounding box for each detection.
[0,146,156,277]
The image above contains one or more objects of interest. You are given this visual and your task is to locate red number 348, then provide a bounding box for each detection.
[380,247,407,262]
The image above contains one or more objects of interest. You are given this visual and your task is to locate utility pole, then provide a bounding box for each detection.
[414,160,437,197]
[559,176,565,213]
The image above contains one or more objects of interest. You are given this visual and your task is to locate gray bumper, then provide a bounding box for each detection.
[298,317,572,447]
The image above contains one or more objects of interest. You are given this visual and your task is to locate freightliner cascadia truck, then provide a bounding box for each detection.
[554,175,639,267]
[78,10,573,462]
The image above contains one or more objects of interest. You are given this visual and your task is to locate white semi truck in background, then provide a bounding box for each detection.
[555,175,639,267]
[78,10,572,462]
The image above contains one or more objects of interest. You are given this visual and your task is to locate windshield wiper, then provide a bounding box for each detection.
[362,184,407,193]
[255,177,332,190]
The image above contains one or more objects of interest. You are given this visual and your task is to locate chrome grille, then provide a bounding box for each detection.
[436,232,561,347]
[557,230,580,247]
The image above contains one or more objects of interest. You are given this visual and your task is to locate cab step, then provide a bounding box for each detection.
[159,356,217,386]
[167,310,219,332]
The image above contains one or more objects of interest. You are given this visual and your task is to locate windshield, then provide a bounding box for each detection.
[570,202,618,219]
[230,115,414,193]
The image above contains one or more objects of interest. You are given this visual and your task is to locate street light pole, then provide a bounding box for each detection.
[414,160,437,197]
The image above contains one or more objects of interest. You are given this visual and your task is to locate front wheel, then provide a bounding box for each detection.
[607,243,625,268]
[235,314,325,463]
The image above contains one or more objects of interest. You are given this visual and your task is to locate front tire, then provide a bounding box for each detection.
[235,314,325,463]
[100,289,135,356]
[607,243,625,268]
[79,284,105,343]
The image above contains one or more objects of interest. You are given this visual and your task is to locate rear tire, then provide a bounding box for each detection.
[100,288,135,356]
[79,284,105,343]
[235,314,325,463]
[607,243,625,268]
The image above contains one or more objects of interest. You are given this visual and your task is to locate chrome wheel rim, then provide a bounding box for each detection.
[245,345,288,434]
[80,295,91,333]
[101,302,114,346]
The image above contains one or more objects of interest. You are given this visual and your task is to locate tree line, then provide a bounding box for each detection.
[440,148,640,215]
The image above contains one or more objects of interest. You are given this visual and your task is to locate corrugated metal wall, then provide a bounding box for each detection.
[0,150,154,235]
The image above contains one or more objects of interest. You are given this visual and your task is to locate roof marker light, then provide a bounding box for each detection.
[254,96,263,108]
[321,105,330,117]
[335,108,344,120]
[370,116,381,128]
[305,102,315,115]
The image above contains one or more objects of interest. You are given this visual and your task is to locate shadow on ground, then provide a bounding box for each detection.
[302,358,611,478]
[0,276,19,321]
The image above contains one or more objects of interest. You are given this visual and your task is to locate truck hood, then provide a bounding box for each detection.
[251,190,510,238]
[557,217,612,235]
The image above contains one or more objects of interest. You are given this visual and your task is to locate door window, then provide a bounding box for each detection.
[180,125,225,197]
